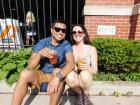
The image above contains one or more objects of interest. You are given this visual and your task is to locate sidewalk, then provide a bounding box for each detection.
[0,80,140,105]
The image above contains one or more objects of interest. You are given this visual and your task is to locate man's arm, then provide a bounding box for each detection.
[27,53,41,70]
[59,52,75,78]
[47,52,75,93]
[28,47,55,70]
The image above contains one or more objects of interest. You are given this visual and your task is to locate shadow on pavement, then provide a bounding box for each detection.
[59,88,77,105]
[59,88,94,105]
[24,95,37,105]
[24,88,38,105]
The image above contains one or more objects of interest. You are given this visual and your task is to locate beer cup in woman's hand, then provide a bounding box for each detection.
[77,57,87,71]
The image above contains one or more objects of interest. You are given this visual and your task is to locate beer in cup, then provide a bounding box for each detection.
[50,49,57,64]
[77,57,86,69]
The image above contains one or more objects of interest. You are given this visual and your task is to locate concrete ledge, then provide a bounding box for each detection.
[0,93,140,105]
[0,80,140,96]
[89,81,140,96]
[1,80,140,105]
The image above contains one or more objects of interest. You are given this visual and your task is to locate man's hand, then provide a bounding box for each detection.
[47,76,60,94]
[38,48,53,58]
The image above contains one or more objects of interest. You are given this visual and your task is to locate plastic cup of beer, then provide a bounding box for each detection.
[50,49,57,64]
[77,57,86,69]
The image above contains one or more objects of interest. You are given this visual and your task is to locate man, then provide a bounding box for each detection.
[12,20,75,105]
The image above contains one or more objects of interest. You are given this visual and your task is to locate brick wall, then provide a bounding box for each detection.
[84,0,140,40]
[85,16,130,39]
[134,0,140,4]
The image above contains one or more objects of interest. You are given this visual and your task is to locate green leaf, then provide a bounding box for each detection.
[113,91,121,97]
[18,48,32,58]
[0,51,9,59]
[0,70,9,80]
[0,60,7,69]
[17,59,27,73]
[6,72,19,86]
[2,63,17,71]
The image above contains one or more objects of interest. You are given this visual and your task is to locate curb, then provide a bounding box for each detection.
[0,80,140,96]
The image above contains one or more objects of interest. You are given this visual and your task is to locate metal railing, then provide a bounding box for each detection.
[0,0,85,51]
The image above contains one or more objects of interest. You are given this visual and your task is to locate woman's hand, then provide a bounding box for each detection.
[78,62,88,71]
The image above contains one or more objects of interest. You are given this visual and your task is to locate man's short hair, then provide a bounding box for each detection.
[51,20,67,28]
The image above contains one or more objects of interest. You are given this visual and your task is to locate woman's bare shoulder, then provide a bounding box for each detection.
[72,45,76,49]
[87,45,97,53]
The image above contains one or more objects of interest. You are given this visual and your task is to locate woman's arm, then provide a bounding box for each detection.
[88,46,98,74]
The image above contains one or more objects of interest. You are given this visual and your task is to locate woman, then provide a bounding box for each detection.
[25,11,36,45]
[66,24,98,105]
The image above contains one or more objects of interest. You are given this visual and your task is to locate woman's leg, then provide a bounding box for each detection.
[79,70,93,94]
[66,71,86,105]
[66,71,82,94]
[31,36,35,45]
[26,35,30,45]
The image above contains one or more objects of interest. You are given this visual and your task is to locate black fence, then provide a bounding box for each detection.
[0,0,84,51]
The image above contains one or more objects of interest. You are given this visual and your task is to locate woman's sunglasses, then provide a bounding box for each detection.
[71,31,84,35]
[53,27,66,33]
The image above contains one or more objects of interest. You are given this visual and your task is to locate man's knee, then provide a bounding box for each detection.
[20,70,35,81]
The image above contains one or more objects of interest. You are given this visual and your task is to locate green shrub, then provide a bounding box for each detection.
[92,38,140,73]
[0,48,32,86]
[93,72,140,81]
[0,38,140,85]
[93,72,120,81]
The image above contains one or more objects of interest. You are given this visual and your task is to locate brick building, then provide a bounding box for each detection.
[84,0,140,40]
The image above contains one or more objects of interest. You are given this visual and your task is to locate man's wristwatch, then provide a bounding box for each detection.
[55,72,63,80]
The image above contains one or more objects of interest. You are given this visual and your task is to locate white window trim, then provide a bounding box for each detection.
[84,3,140,16]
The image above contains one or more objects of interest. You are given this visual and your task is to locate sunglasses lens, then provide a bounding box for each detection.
[54,27,61,32]
[78,31,83,34]
[71,31,76,35]
[54,27,66,33]
[72,31,83,35]
[62,29,66,33]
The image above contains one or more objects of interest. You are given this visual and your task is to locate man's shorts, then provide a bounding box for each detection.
[29,70,52,87]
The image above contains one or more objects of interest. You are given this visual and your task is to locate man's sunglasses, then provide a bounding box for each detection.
[53,27,67,33]
[71,31,84,35]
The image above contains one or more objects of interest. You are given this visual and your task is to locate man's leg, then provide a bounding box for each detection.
[50,79,65,105]
[49,68,65,105]
[12,70,37,105]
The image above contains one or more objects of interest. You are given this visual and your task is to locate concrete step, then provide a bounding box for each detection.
[0,80,140,105]
[0,93,140,105]
[1,80,140,95]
